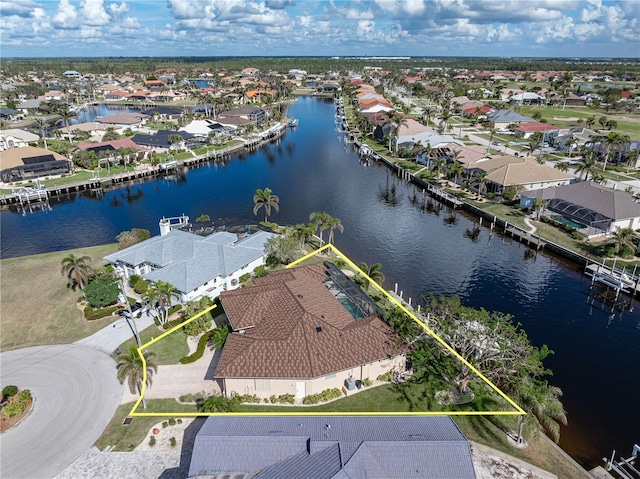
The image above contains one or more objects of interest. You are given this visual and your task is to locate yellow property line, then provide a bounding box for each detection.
[131,244,524,417]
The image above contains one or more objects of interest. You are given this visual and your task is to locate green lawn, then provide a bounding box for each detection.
[113,324,189,365]
[0,243,119,351]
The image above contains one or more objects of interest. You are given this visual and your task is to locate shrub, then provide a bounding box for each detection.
[170,437,177,447]
[85,275,120,308]
[84,304,121,320]
[362,378,373,387]
[128,274,142,288]
[18,389,31,401]
[2,385,18,398]
[604,246,615,258]
[177,419,182,424]
[571,230,584,241]
[3,401,26,418]
[377,371,394,382]
[179,392,206,403]
[278,394,295,404]
[236,394,261,404]
[148,436,156,447]
[487,192,494,200]
[180,329,215,364]
[302,388,342,405]
[168,418,176,426]
[183,312,212,337]
[162,421,168,428]
[270,395,277,404]
[133,279,149,294]
[253,264,268,277]
[239,273,251,283]
[167,304,182,316]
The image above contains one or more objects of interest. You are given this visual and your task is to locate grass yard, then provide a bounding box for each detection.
[0,243,119,351]
[114,324,189,365]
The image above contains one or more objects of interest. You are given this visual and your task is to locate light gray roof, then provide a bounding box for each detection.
[486,109,535,123]
[524,181,640,221]
[104,229,273,293]
[188,416,476,479]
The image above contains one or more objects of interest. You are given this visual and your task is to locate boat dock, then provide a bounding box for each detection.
[505,226,547,250]
[585,262,640,295]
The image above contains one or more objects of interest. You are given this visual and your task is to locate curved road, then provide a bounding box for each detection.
[0,344,123,479]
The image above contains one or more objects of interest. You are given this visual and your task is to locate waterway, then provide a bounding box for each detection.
[1,97,638,469]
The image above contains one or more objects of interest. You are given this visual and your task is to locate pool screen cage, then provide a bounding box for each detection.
[323,261,383,318]
[547,198,612,235]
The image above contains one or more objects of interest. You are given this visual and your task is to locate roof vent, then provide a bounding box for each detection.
[316,326,322,333]
[297,294,304,298]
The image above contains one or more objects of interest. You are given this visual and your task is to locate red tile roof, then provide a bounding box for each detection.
[514,122,559,133]
[216,264,408,379]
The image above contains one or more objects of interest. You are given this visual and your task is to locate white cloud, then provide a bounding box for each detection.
[52,0,78,28]
[0,0,40,17]
[108,1,129,15]
[80,0,111,26]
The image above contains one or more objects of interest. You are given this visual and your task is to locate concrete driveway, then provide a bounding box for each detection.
[0,344,123,479]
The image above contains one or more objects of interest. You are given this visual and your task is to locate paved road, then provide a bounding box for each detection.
[74,310,156,354]
[0,344,124,479]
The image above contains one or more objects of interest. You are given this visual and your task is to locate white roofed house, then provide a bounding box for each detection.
[104,229,275,303]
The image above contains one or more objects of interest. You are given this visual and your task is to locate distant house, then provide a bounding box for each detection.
[0,129,39,151]
[466,155,573,194]
[514,122,559,139]
[94,112,147,128]
[316,81,340,93]
[0,146,71,183]
[142,106,183,120]
[74,138,149,157]
[180,120,236,138]
[218,105,266,126]
[485,110,535,129]
[510,92,545,105]
[131,129,196,152]
[549,93,587,107]
[549,126,597,152]
[104,229,274,303]
[215,262,409,401]
[520,181,640,236]
[16,99,45,113]
[188,416,477,479]
[63,70,81,78]
[0,108,18,120]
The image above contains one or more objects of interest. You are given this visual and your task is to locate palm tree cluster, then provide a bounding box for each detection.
[309,211,344,245]
[142,280,180,326]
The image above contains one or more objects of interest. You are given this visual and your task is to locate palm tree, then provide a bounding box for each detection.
[293,222,316,251]
[309,211,330,246]
[472,172,489,199]
[448,160,464,186]
[61,254,92,291]
[554,162,570,173]
[359,262,385,291]
[211,325,231,350]
[145,281,180,326]
[533,197,546,220]
[612,227,636,256]
[514,379,567,445]
[574,154,598,181]
[33,117,49,149]
[116,347,158,410]
[432,157,447,179]
[326,215,344,244]
[55,103,76,143]
[253,187,280,222]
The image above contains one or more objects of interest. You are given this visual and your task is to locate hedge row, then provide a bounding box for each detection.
[302,388,342,405]
[84,304,121,320]
[180,329,215,364]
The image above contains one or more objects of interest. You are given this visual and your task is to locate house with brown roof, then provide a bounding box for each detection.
[215,263,409,402]
[0,146,71,183]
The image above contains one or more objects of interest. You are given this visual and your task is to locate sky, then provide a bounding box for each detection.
[1,0,639,58]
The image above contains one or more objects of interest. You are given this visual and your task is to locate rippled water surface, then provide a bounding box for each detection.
[2,97,638,467]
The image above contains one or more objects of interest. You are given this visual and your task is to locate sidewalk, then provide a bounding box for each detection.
[74,310,156,354]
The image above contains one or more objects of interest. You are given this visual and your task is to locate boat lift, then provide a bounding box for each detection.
[603,444,640,479]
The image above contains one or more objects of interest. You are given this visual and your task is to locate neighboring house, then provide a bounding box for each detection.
[104,229,274,303]
[549,93,587,107]
[520,181,640,236]
[215,262,410,401]
[188,416,477,479]
[142,106,183,120]
[218,105,266,126]
[0,129,39,151]
[466,155,574,194]
[63,70,81,78]
[549,126,598,151]
[16,99,45,113]
[41,91,65,101]
[57,122,108,140]
[131,129,196,152]
[0,107,17,119]
[0,146,71,183]
[94,112,147,128]
[442,143,490,166]
[180,120,236,138]
[514,122,560,139]
[485,110,536,129]
[510,92,545,105]
[73,138,149,157]
[316,81,341,93]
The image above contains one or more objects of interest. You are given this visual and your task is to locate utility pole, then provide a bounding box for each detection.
[119,278,141,347]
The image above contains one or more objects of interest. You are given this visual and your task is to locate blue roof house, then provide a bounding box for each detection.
[104,229,274,302]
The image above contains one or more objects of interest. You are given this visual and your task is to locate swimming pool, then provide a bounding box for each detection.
[338,296,367,319]
[551,214,586,230]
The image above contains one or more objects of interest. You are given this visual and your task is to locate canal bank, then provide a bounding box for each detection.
[1,97,638,469]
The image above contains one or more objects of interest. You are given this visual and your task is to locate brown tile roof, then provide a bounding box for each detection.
[216,264,408,379]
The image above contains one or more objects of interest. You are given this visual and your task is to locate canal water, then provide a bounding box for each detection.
[1,97,637,468]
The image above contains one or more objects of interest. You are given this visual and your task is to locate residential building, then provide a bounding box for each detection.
[514,122,559,139]
[131,130,196,152]
[94,112,147,128]
[0,146,71,183]
[485,110,536,129]
[104,229,274,303]
[0,129,39,151]
[188,416,477,479]
[520,181,640,236]
[215,262,409,401]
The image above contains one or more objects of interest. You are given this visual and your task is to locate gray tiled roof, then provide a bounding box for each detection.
[104,230,273,293]
[486,109,535,123]
[188,416,475,479]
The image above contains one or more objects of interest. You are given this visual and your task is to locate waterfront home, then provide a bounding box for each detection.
[180,120,236,139]
[520,181,640,236]
[214,263,409,401]
[188,416,477,479]
[391,118,464,151]
[217,105,266,127]
[0,146,71,183]
[442,143,490,166]
[0,108,18,120]
[104,229,274,304]
[131,130,196,152]
[0,129,39,151]
[94,112,147,129]
[73,138,149,159]
[142,106,183,121]
[465,155,573,195]
[57,122,108,140]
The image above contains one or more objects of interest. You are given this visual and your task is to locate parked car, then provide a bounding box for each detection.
[491,141,502,146]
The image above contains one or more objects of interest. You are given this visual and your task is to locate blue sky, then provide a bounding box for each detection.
[1,0,639,58]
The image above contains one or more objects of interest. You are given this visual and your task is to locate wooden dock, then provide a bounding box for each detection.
[505,227,547,250]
